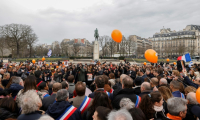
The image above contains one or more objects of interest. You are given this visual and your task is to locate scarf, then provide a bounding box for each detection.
[153,105,163,112]
[167,113,182,120]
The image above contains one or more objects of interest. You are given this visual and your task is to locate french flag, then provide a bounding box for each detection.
[177,53,192,62]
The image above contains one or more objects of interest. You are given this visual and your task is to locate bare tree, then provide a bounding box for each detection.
[34,44,48,57]
[0,37,7,58]
[177,44,185,56]
[127,36,136,56]
[53,44,61,57]
[119,36,127,57]
[108,38,117,57]
[60,41,69,56]
[25,33,38,57]
[72,44,81,56]
[0,24,36,58]
[99,36,110,56]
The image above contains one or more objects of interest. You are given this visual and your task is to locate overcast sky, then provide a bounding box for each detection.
[0,0,199,44]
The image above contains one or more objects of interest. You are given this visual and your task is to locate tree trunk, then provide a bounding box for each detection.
[1,50,3,59]
[17,43,20,58]
[29,46,32,58]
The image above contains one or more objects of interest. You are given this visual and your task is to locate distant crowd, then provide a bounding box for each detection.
[0,59,200,120]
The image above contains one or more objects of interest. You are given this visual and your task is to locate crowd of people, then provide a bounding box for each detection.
[0,59,200,120]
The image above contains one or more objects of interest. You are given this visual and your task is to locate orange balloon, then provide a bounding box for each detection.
[42,57,45,61]
[144,49,158,63]
[62,62,64,65]
[50,63,52,65]
[173,62,176,65]
[166,58,169,62]
[196,88,200,104]
[144,62,147,65]
[46,64,49,66]
[56,66,59,68]
[111,29,122,43]
[32,59,35,64]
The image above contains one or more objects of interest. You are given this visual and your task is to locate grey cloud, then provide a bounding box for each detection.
[0,0,200,44]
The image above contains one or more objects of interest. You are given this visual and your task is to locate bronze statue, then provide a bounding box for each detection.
[94,28,99,41]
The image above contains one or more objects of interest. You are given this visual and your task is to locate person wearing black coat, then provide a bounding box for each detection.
[139,82,152,97]
[133,77,142,95]
[183,92,200,120]
[9,82,24,98]
[46,89,82,120]
[126,67,136,80]
[88,76,113,100]
[112,76,141,110]
[41,83,62,111]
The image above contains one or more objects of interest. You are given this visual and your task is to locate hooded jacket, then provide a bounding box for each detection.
[46,101,82,120]
[0,108,18,120]
[9,83,24,98]
[112,88,140,110]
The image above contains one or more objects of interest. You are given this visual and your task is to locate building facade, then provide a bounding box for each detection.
[129,35,152,57]
[61,38,93,57]
[152,25,200,58]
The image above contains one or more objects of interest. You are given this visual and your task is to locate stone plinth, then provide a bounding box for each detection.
[93,41,99,60]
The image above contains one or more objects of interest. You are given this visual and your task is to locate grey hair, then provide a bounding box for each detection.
[108,109,132,120]
[56,89,69,101]
[49,80,56,88]
[141,82,151,90]
[160,78,167,85]
[37,115,54,120]
[21,90,42,114]
[170,80,180,89]
[120,74,128,81]
[119,98,135,110]
[187,92,198,104]
[115,78,120,83]
[167,97,187,116]
[12,77,22,84]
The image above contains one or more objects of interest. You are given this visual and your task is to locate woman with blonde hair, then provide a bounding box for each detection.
[158,86,173,102]
[2,73,10,87]
[184,86,196,96]
[172,70,180,77]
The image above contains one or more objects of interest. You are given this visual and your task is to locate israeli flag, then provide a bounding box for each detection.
[189,61,193,68]
[47,49,52,57]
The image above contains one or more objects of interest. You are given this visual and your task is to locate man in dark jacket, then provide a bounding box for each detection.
[139,82,151,97]
[112,76,141,110]
[184,92,200,120]
[41,82,62,111]
[133,77,142,95]
[88,75,113,100]
[97,67,103,75]
[46,89,82,120]
[9,77,24,98]
[170,80,185,98]
[35,70,43,86]
[126,67,136,80]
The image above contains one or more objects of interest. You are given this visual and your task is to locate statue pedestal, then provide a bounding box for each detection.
[93,41,99,60]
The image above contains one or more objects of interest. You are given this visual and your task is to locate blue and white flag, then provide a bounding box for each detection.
[189,61,193,68]
[47,49,52,57]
